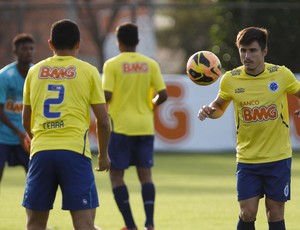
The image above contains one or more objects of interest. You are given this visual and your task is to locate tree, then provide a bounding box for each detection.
[210,0,300,72]
[71,0,125,71]
[156,0,218,74]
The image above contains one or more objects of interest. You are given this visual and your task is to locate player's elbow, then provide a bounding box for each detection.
[157,89,168,105]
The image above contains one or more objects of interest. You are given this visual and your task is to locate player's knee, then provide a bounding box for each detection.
[266,201,285,222]
[239,209,257,222]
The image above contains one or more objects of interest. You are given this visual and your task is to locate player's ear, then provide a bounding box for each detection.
[75,41,80,50]
[263,46,268,56]
[48,39,54,51]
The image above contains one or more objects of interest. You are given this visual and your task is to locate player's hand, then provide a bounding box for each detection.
[294,108,300,118]
[95,154,110,172]
[23,132,31,153]
[17,131,31,153]
[198,105,216,121]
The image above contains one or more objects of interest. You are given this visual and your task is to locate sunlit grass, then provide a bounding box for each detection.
[1,152,300,229]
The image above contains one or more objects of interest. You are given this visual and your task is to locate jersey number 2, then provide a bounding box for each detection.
[44,84,65,118]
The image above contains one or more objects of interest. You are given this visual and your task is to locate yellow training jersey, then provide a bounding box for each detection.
[23,55,106,158]
[102,52,166,135]
[219,63,300,163]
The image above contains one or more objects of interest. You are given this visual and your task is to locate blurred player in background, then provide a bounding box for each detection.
[198,27,300,230]
[0,34,34,184]
[102,22,168,230]
[22,19,110,230]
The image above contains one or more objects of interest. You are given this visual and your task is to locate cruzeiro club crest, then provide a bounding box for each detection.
[284,183,289,197]
[269,81,279,92]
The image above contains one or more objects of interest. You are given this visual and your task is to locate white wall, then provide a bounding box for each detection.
[154,74,300,152]
[89,74,300,152]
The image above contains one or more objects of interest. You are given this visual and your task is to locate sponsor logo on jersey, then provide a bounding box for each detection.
[122,62,148,73]
[242,104,278,122]
[39,66,76,79]
[4,99,22,113]
[235,88,245,93]
[231,69,242,76]
[267,65,279,73]
[240,100,259,107]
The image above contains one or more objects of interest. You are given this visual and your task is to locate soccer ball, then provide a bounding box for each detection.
[186,51,222,86]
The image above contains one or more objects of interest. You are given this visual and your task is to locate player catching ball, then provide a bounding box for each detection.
[198,27,300,230]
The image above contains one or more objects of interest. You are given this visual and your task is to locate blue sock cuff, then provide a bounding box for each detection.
[268,219,285,230]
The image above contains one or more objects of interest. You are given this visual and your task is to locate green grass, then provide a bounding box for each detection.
[1,152,300,229]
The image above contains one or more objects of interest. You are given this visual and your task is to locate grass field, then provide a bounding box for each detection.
[1,152,300,230]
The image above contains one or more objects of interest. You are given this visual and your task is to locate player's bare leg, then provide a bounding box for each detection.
[237,196,260,229]
[0,166,4,183]
[26,209,49,230]
[71,209,98,230]
[265,198,286,229]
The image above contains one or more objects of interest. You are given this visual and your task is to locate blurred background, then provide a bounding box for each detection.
[1,0,300,152]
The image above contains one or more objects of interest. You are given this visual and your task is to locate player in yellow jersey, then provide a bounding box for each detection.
[198,27,300,230]
[102,23,168,230]
[22,19,110,230]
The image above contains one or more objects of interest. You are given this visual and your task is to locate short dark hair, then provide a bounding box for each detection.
[235,27,268,50]
[12,33,34,52]
[116,22,139,47]
[50,19,80,50]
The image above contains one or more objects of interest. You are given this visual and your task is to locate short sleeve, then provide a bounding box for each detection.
[151,60,166,92]
[283,67,300,94]
[102,61,115,92]
[90,66,106,104]
[0,74,7,104]
[219,72,233,101]
[23,70,32,105]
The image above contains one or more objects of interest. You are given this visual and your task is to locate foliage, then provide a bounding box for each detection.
[210,0,300,72]
[156,0,300,73]
[156,0,218,73]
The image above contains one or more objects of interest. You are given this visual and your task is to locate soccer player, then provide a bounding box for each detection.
[22,19,110,230]
[102,22,168,230]
[198,27,300,230]
[0,33,34,184]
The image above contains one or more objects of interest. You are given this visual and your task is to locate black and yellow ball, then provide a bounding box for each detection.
[186,51,222,86]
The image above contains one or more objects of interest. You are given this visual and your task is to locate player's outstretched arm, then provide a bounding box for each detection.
[91,103,111,172]
[198,94,231,121]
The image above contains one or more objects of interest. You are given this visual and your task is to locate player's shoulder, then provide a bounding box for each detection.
[223,65,243,78]
[0,62,17,76]
[136,52,158,63]
[109,52,157,63]
[74,58,98,70]
[264,62,284,72]
[32,56,97,71]
[264,62,294,78]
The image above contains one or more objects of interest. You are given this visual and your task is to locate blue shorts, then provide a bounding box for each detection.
[108,132,154,170]
[22,150,99,211]
[0,143,29,170]
[236,158,291,202]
